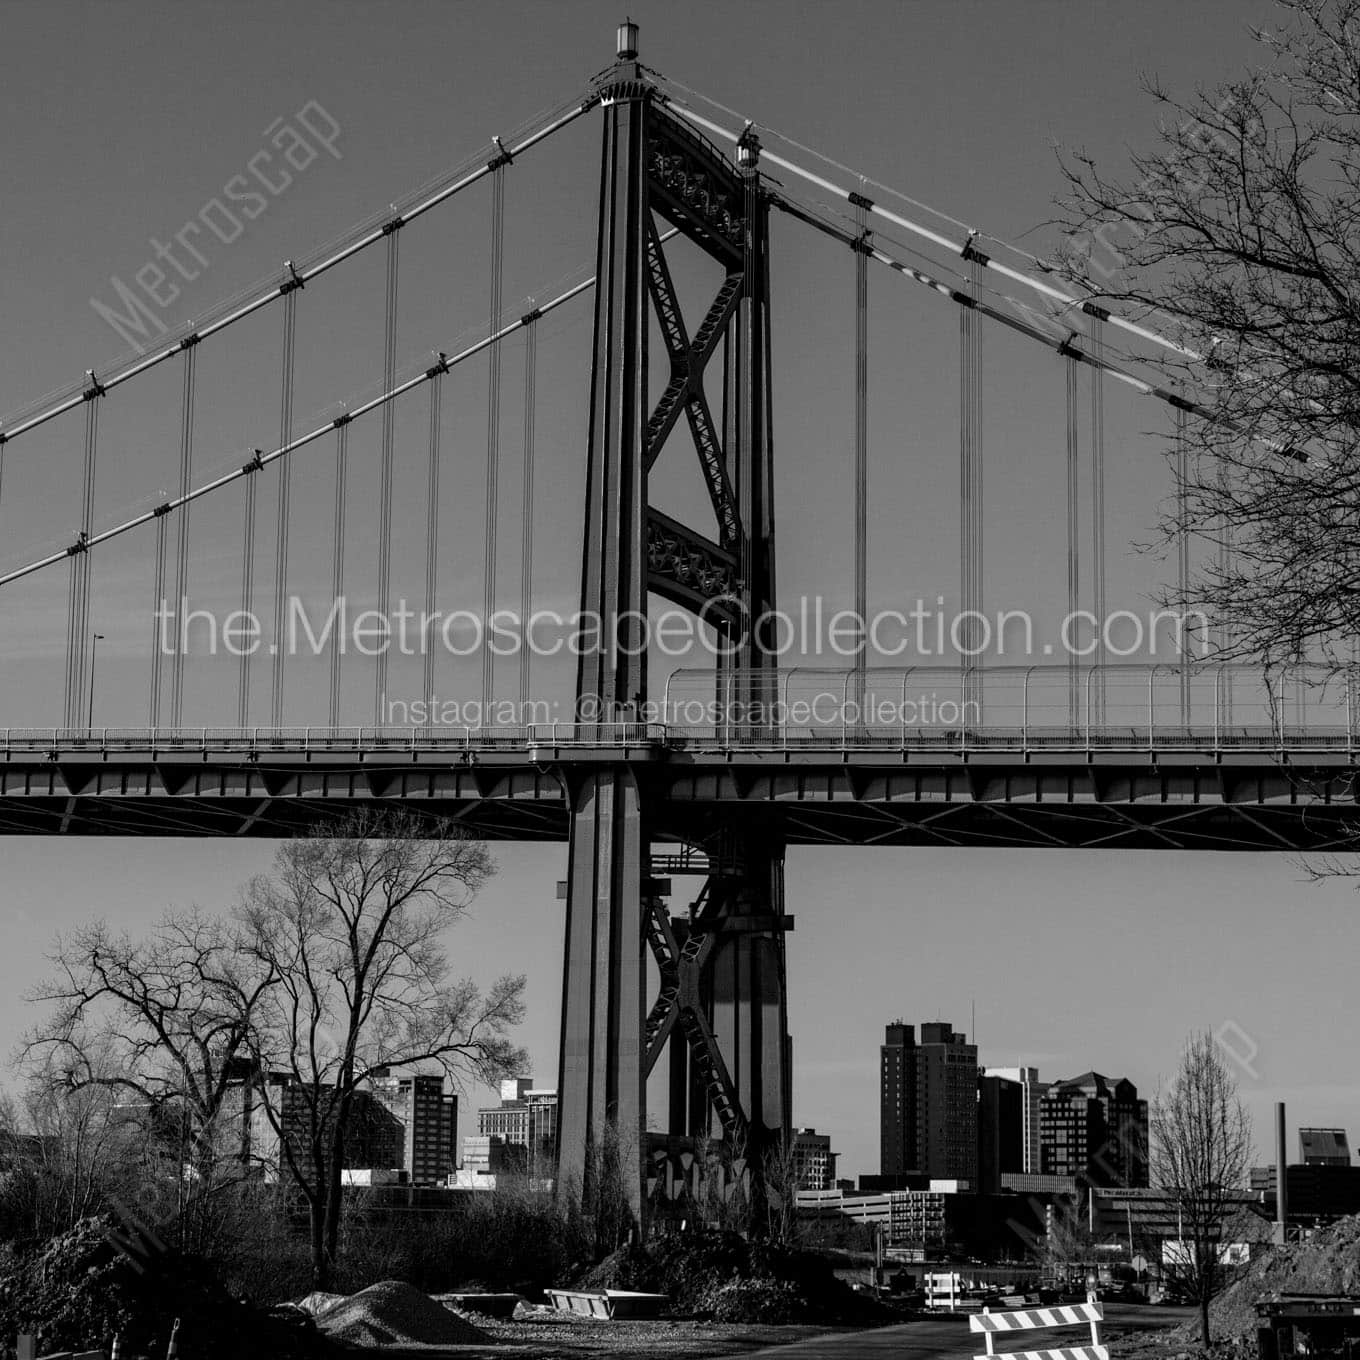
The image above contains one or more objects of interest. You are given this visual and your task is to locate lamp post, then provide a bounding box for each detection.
[87,632,105,731]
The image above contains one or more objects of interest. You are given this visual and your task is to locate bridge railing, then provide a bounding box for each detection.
[2,667,1356,754]
[0,722,669,753]
[660,663,1359,752]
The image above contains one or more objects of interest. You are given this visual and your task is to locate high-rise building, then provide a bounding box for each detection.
[1299,1128,1351,1167]
[789,1128,838,1190]
[977,1073,1025,1194]
[278,1083,404,1183]
[368,1070,458,1185]
[983,1065,1047,1172]
[220,1058,288,1178]
[1039,1072,1148,1187]
[880,1020,978,1184]
[474,1078,558,1177]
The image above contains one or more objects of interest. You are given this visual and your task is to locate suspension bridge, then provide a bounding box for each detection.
[1,23,1354,1207]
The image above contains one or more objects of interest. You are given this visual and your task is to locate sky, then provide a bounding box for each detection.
[1,0,1356,1181]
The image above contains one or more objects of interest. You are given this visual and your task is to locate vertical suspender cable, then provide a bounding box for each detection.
[959,252,984,715]
[373,229,400,727]
[65,393,99,730]
[238,458,259,729]
[329,419,349,729]
[853,201,869,709]
[518,319,536,715]
[1089,318,1107,724]
[271,289,298,729]
[1176,403,1191,726]
[959,288,971,682]
[422,376,442,730]
[169,343,197,728]
[149,511,169,727]
[1217,452,1234,723]
[483,165,506,711]
[972,258,983,715]
[1066,355,1080,727]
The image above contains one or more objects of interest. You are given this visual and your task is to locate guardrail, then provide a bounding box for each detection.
[0,722,1354,756]
[0,723,667,754]
[4,667,1357,756]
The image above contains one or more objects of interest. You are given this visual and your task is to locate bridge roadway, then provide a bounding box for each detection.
[0,724,1355,848]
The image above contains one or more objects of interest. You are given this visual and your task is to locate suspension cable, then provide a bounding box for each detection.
[771,193,1273,451]
[149,506,169,728]
[1090,318,1107,722]
[668,100,1200,364]
[959,256,984,709]
[853,198,869,690]
[1218,452,1235,721]
[373,229,401,726]
[518,318,537,712]
[0,248,661,593]
[329,418,349,729]
[0,93,597,449]
[1066,355,1080,726]
[169,342,197,727]
[64,390,100,730]
[483,164,507,711]
[271,289,299,728]
[237,462,258,729]
[1176,403,1191,723]
[422,373,443,729]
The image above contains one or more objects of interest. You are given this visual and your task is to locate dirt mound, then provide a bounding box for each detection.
[1179,1215,1360,1347]
[0,1215,326,1360]
[314,1279,490,1346]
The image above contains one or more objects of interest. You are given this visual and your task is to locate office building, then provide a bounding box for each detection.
[880,1020,978,1184]
[978,1073,1025,1194]
[1252,1163,1360,1224]
[1299,1128,1351,1167]
[278,1083,404,1183]
[474,1077,558,1177]
[983,1065,1047,1172]
[789,1128,838,1190]
[368,1070,458,1185]
[1039,1072,1148,1187]
[220,1058,290,1178]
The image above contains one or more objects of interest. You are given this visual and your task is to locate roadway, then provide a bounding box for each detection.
[734,1303,1195,1358]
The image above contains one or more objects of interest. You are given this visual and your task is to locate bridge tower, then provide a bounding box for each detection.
[555,22,791,1217]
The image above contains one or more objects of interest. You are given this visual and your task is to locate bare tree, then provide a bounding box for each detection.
[20,911,275,1245]
[1057,0,1360,661]
[0,1044,145,1241]
[1152,1031,1253,1344]
[23,910,273,1134]
[760,1134,803,1244]
[235,811,527,1288]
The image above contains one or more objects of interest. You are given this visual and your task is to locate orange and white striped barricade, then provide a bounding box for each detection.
[970,1300,1106,1360]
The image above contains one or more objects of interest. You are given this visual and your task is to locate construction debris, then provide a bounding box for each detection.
[1183,1214,1360,1348]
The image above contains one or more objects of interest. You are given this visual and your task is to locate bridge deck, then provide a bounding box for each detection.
[0,729,1354,848]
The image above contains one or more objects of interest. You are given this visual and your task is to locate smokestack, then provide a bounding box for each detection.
[1275,1101,1288,1246]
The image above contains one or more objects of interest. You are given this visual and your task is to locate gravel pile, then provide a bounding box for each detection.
[311,1279,490,1346]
